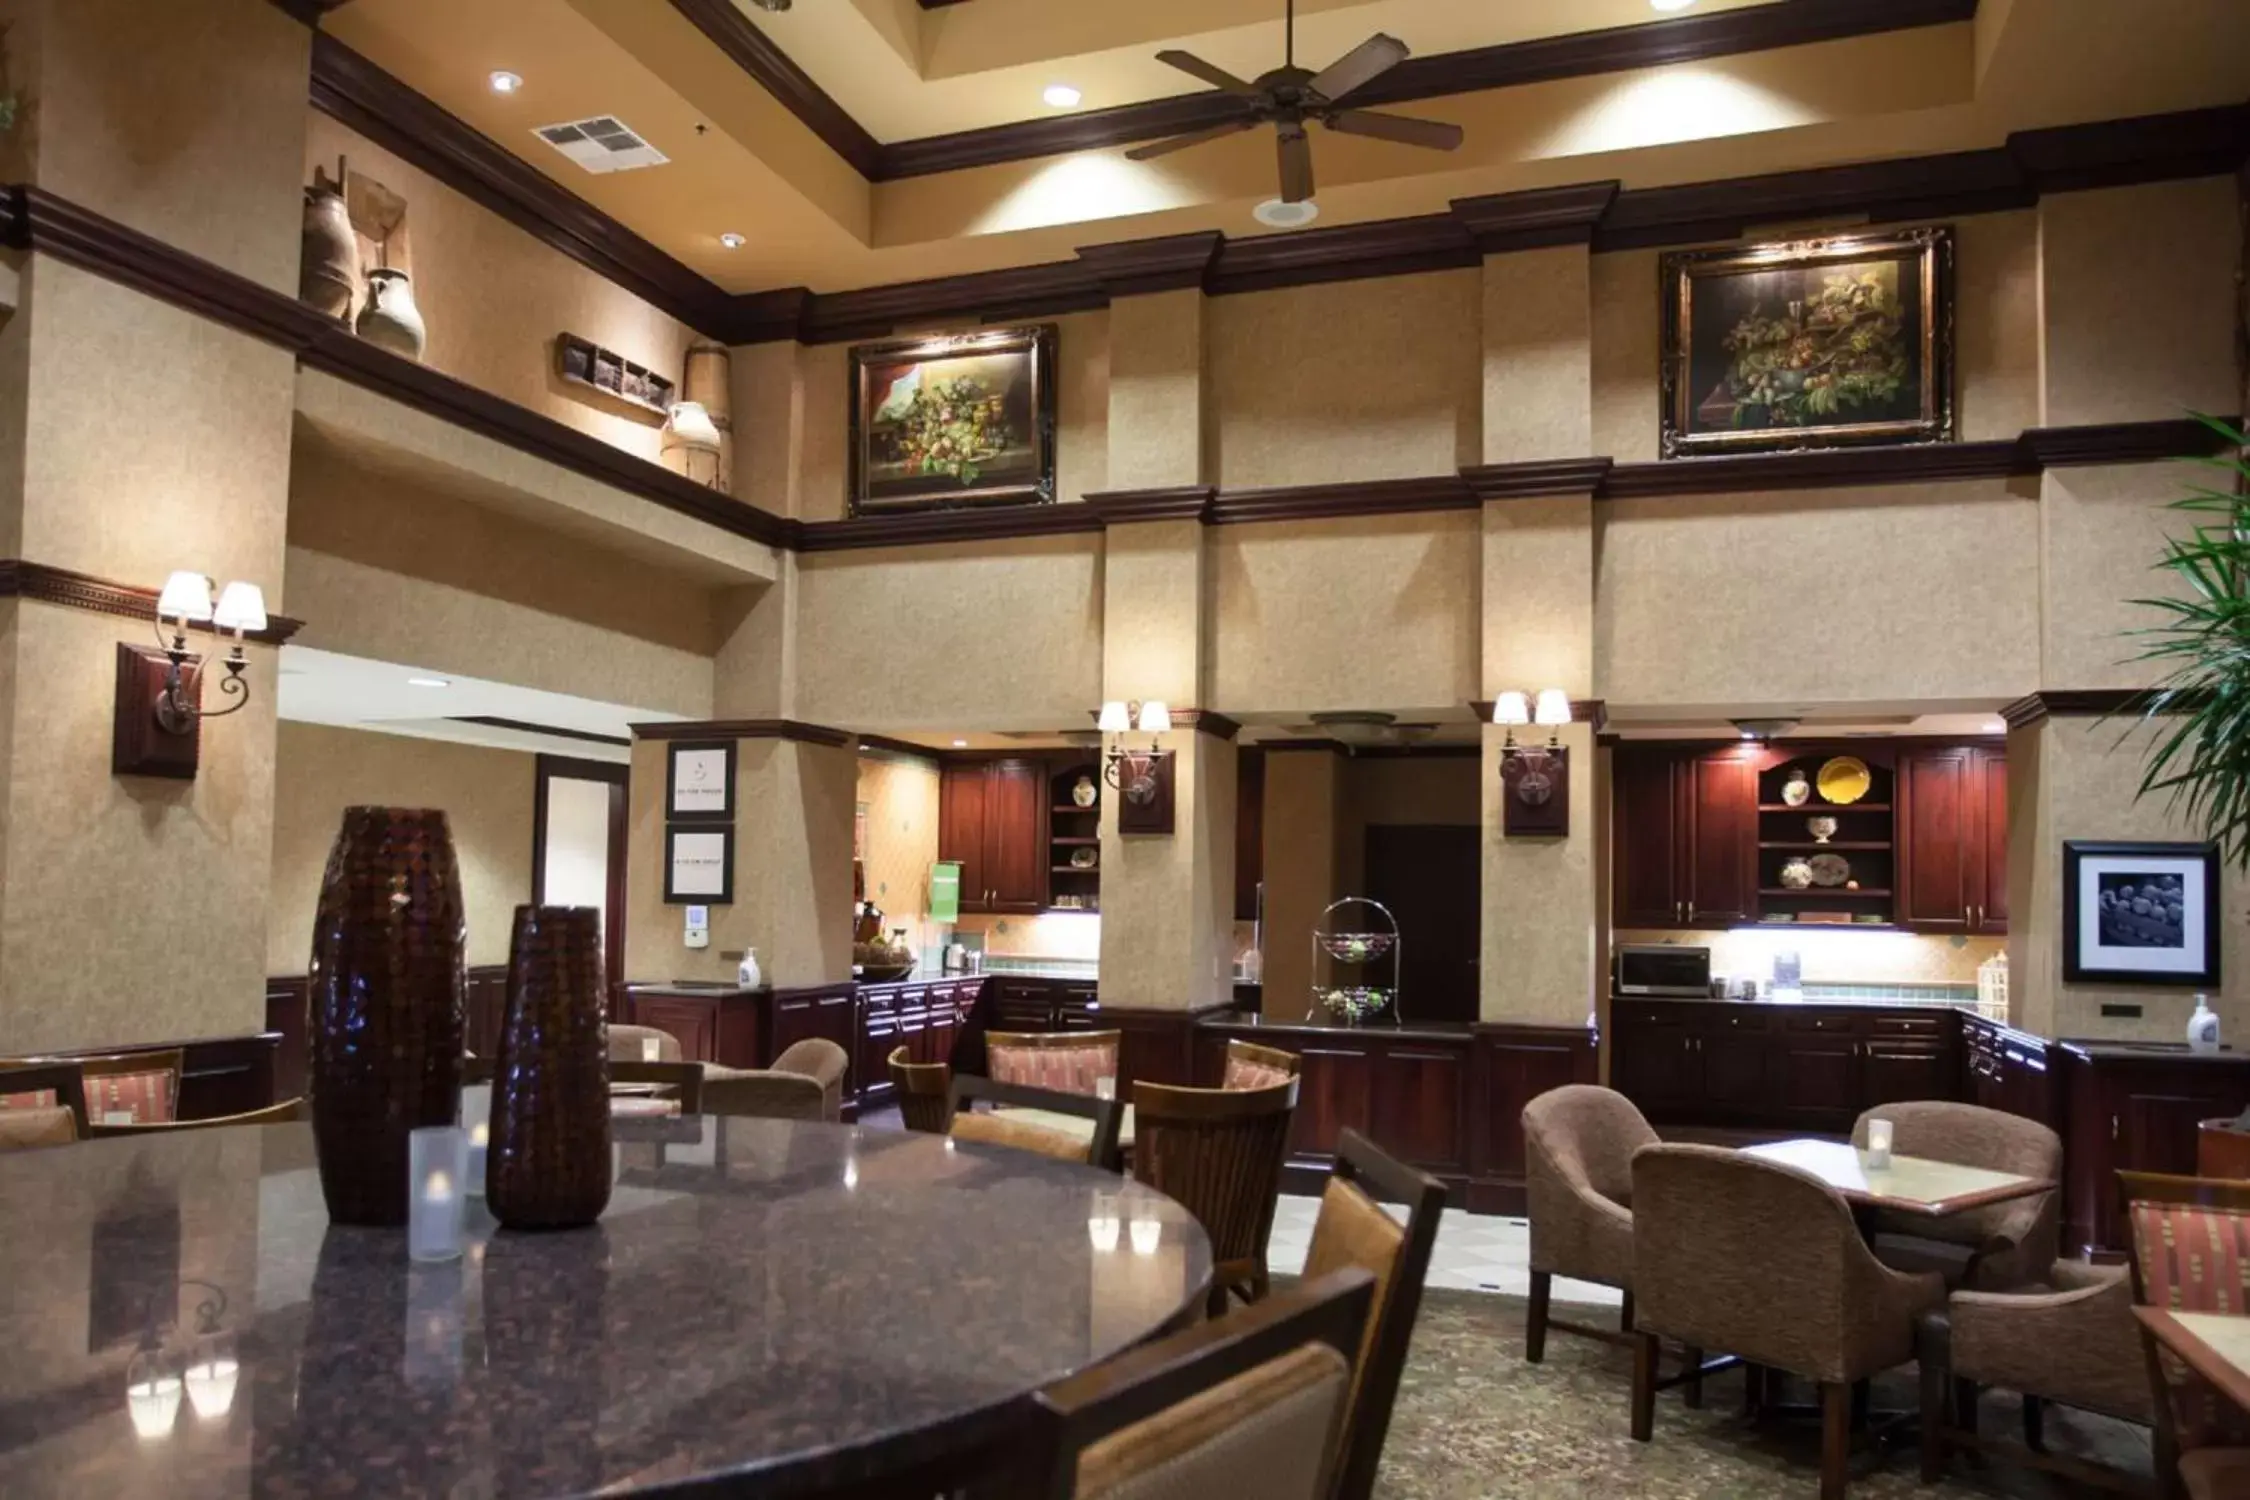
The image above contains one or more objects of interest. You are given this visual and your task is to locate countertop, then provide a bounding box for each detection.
[2057,1038,2250,1064]
[0,1119,1210,1499]
[1612,992,1976,1012]
[1199,1012,1479,1044]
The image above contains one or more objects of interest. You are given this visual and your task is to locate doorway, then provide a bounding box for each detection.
[1362,824,1481,1025]
[533,754,629,998]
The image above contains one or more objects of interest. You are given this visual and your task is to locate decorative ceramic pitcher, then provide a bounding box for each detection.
[355,266,427,360]
[299,176,359,319]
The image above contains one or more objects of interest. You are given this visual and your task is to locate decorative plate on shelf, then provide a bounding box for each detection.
[1816,756,1872,805]
[1069,847,1098,869]
[1808,853,1851,887]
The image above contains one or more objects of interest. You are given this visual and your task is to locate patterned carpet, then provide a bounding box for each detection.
[1372,1289,2155,1498]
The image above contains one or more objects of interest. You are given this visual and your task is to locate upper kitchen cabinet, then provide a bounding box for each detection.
[939,758,1047,914]
[1897,746,2007,934]
[1611,746,1758,929]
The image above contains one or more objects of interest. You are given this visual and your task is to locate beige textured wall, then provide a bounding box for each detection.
[1484,495,1595,697]
[1261,749,1343,1012]
[1103,520,1205,709]
[790,534,1104,730]
[1210,512,1480,714]
[304,114,697,469]
[1482,722,1600,1026]
[2039,179,2241,427]
[1108,290,1205,490]
[1097,732,1235,1011]
[2041,463,2204,690]
[13,0,307,291]
[1591,210,2043,461]
[1596,480,2041,709]
[1483,247,1593,463]
[1209,271,1481,489]
[2010,715,2248,1042]
[268,722,534,973]
[789,311,1110,524]
[856,751,941,955]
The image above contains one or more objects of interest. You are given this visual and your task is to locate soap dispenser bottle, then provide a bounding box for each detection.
[2187,994,2221,1053]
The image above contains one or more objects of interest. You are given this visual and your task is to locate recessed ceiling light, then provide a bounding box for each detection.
[1649,0,1696,11]
[718,232,745,249]
[407,676,451,689]
[488,70,523,94]
[1042,83,1082,109]
[1252,198,1319,229]
[951,738,968,747]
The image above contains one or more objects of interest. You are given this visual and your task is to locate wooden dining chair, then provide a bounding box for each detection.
[2119,1171,2250,1499]
[1021,1267,1377,1500]
[0,1061,90,1139]
[1221,1039,1301,1091]
[888,1045,952,1133]
[949,1075,1123,1168]
[1130,1078,1298,1316]
[87,1097,306,1137]
[986,1030,1121,1096]
[1303,1129,1445,1500]
[610,1060,705,1115]
[78,1049,183,1126]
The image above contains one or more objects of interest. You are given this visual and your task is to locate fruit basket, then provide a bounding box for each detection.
[1316,986,1395,1024]
[1319,931,1396,963]
[1307,896,1402,1027]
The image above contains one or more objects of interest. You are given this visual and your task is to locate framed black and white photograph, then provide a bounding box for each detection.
[2062,840,2220,985]
[666,741,735,822]
[664,826,734,905]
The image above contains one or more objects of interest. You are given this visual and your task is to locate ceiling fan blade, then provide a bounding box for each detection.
[1321,107,1463,151]
[1153,49,1261,97]
[1306,33,1408,103]
[1278,126,1314,203]
[1124,117,1259,161]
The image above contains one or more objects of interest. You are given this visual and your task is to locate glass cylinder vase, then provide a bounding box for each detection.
[487,906,613,1231]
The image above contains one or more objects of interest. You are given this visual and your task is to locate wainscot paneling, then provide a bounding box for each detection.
[1466,1024,1604,1215]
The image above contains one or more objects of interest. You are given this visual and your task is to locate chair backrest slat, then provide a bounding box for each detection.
[1130,1079,1298,1270]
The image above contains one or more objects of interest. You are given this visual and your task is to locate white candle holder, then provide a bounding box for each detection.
[1087,1192,1122,1253]
[460,1084,492,1199]
[408,1125,466,1263]
[1094,1075,1117,1102]
[1128,1213,1162,1257]
[1865,1117,1895,1170]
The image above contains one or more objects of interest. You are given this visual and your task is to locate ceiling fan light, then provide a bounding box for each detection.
[1252,197,1319,229]
[1649,0,1696,10]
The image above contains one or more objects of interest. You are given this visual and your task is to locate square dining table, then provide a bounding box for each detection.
[2135,1307,2250,1418]
[1739,1137,2054,1218]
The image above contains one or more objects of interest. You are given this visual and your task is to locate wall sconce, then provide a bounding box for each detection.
[1495,687,1572,837]
[113,570,266,779]
[1099,699,1175,835]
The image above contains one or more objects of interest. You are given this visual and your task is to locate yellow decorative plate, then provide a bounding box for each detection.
[1816,756,1871,805]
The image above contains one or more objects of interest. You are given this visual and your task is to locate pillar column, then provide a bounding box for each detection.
[623,724,856,990]
[1260,747,1345,1017]
[0,0,307,1052]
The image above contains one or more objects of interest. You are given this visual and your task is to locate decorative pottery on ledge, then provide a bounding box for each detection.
[487,905,612,1231]
[308,806,466,1227]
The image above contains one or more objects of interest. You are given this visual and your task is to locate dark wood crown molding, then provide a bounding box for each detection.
[308,36,736,340]
[1173,710,1243,742]
[1210,474,1477,527]
[0,561,305,645]
[277,0,354,21]
[1601,440,2028,499]
[450,715,631,748]
[794,503,1105,554]
[1076,233,1225,297]
[1469,699,1607,728]
[2000,689,2163,728]
[665,0,882,180]
[856,732,946,762]
[1083,487,1218,525]
[1451,182,1621,254]
[2019,418,2237,468]
[629,718,857,747]
[1462,458,1614,501]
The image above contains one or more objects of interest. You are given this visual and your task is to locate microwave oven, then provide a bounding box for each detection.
[1614,945,1712,997]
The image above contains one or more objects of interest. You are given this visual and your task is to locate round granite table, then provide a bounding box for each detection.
[0,1117,1212,1500]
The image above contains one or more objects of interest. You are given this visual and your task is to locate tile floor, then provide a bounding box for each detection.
[1265,1194,1624,1306]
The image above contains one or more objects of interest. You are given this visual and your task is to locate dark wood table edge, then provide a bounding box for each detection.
[2134,1306,2250,1419]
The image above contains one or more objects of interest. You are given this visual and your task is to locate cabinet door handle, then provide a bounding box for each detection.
[2111,1114,2120,1142]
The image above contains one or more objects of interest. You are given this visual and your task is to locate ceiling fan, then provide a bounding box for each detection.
[1125,0,1464,212]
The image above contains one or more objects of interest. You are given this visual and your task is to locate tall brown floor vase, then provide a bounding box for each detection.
[488,906,612,1231]
[308,807,467,1226]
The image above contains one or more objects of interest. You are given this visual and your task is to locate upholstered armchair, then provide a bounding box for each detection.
[1916,1258,2152,1491]
[1851,1101,2060,1289]
[1521,1085,1653,1360]
[608,1024,683,1064]
[1631,1143,1947,1500]
[772,1038,849,1122]
[701,1071,827,1121]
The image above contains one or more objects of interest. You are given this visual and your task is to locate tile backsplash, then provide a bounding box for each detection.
[1615,928,2004,986]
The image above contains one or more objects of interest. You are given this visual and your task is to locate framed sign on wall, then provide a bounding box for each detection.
[664,826,734,905]
[666,741,735,822]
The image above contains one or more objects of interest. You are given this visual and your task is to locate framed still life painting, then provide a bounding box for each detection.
[2061,840,2220,986]
[848,324,1057,514]
[1659,226,1954,458]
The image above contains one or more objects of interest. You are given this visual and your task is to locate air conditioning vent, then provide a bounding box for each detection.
[533,115,669,174]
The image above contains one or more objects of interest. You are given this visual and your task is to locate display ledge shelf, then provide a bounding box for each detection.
[1760,887,1892,898]
[1760,803,1890,812]
[1759,841,1892,850]
[1051,864,1100,875]
[1050,836,1100,846]
[1052,804,1100,815]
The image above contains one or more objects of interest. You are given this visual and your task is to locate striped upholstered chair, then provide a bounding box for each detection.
[2122,1172,2250,1500]
[986,1030,1121,1096]
[1221,1039,1300,1091]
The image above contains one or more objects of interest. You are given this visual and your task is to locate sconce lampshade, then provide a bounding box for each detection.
[212,582,267,636]
[1137,701,1172,734]
[1492,691,1530,727]
[156,571,214,624]
[1533,689,1572,728]
[1097,700,1131,734]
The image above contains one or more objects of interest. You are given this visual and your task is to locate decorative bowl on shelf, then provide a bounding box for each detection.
[852,939,915,982]
[1069,847,1098,869]
[1779,857,1814,890]
[1808,853,1851,887]
[1815,756,1872,805]
[1316,986,1393,1024]
[1320,932,1396,963]
[1806,815,1839,843]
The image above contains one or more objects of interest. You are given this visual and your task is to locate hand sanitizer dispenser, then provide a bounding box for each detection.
[2188,994,2221,1053]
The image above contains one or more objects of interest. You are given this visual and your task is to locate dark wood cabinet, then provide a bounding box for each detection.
[939,758,1047,913]
[1898,747,2007,935]
[2061,1043,2250,1253]
[852,977,983,1111]
[1611,747,1757,929]
[1235,747,1265,922]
